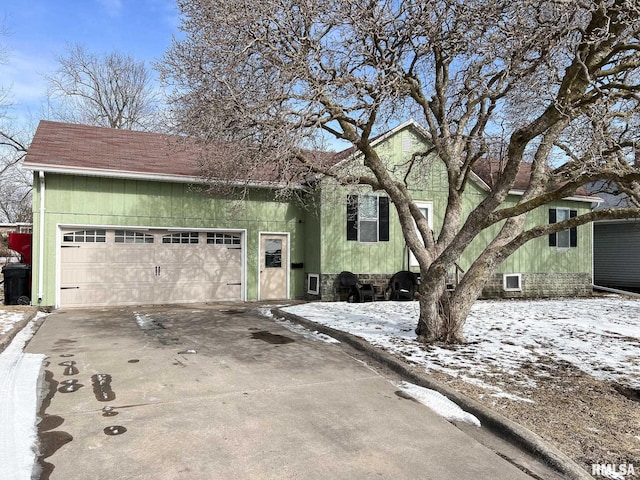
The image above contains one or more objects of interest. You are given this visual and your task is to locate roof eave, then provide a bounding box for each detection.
[507,189,602,204]
[23,163,302,190]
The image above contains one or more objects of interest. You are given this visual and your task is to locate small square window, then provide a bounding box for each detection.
[503,274,522,292]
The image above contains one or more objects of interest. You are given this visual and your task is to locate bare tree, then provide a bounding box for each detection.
[0,20,32,223]
[46,44,160,130]
[161,0,640,343]
[0,125,31,223]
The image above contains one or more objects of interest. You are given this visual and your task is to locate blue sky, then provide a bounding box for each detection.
[1,0,179,129]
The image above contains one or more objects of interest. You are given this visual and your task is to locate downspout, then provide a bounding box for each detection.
[37,171,45,303]
[591,212,594,291]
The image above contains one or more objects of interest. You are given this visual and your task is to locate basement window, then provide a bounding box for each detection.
[307,274,320,295]
[503,273,522,292]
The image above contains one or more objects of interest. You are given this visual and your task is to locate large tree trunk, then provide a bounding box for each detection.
[415,215,525,344]
[415,279,466,344]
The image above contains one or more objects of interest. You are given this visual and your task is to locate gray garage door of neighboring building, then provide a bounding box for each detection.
[59,228,243,307]
[594,221,640,290]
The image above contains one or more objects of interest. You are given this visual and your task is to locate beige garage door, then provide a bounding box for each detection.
[60,229,242,307]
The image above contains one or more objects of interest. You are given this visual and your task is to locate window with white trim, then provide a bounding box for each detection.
[346,195,389,243]
[549,208,577,248]
[503,273,522,292]
[63,229,106,243]
[307,274,320,295]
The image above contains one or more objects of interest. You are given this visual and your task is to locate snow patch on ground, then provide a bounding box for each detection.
[0,310,26,335]
[396,381,481,427]
[0,313,47,480]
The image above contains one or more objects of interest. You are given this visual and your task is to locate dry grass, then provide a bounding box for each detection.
[423,354,640,476]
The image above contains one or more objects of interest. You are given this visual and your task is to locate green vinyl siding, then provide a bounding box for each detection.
[318,124,450,274]
[458,196,593,275]
[32,173,307,305]
[315,123,593,277]
[303,190,322,273]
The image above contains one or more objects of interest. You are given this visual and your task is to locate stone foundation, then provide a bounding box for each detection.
[304,272,394,301]
[304,271,593,301]
[480,272,592,299]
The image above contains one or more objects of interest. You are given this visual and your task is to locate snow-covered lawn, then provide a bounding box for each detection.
[282,297,640,401]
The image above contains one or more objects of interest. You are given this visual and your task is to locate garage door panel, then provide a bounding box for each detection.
[110,248,156,265]
[108,286,158,305]
[209,283,242,301]
[60,228,243,307]
[61,246,110,264]
[61,265,111,285]
[61,286,110,308]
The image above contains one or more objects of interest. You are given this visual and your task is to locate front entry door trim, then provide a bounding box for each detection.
[258,232,290,300]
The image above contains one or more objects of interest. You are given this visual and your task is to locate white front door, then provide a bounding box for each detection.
[259,233,288,300]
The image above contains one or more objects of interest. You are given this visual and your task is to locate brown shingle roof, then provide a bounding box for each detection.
[24,121,343,184]
[472,159,593,198]
[24,121,203,179]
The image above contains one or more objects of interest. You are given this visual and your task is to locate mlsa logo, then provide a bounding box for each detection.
[592,463,636,477]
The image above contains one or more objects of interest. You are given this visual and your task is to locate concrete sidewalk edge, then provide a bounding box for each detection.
[0,307,42,354]
[272,307,593,480]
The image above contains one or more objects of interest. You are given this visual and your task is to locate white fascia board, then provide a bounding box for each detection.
[594,217,640,225]
[507,189,602,204]
[24,163,301,190]
[24,163,202,183]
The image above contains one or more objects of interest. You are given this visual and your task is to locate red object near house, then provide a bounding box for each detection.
[7,233,32,265]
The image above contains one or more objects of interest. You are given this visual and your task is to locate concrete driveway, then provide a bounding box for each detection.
[25,304,532,480]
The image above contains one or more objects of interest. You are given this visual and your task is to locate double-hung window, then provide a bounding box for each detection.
[549,208,577,248]
[347,195,389,243]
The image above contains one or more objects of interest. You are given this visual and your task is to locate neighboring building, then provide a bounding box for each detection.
[0,223,33,236]
[587,181,640,291]
[0,223,33,263]
[23,120,598,308]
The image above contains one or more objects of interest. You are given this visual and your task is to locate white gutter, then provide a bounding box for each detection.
[592,284,640,298]
[507,189,602,204]
[22,164,304,190]
[37,171,45,302]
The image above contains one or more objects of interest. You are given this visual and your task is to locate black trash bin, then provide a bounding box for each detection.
[2,263,32,305]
